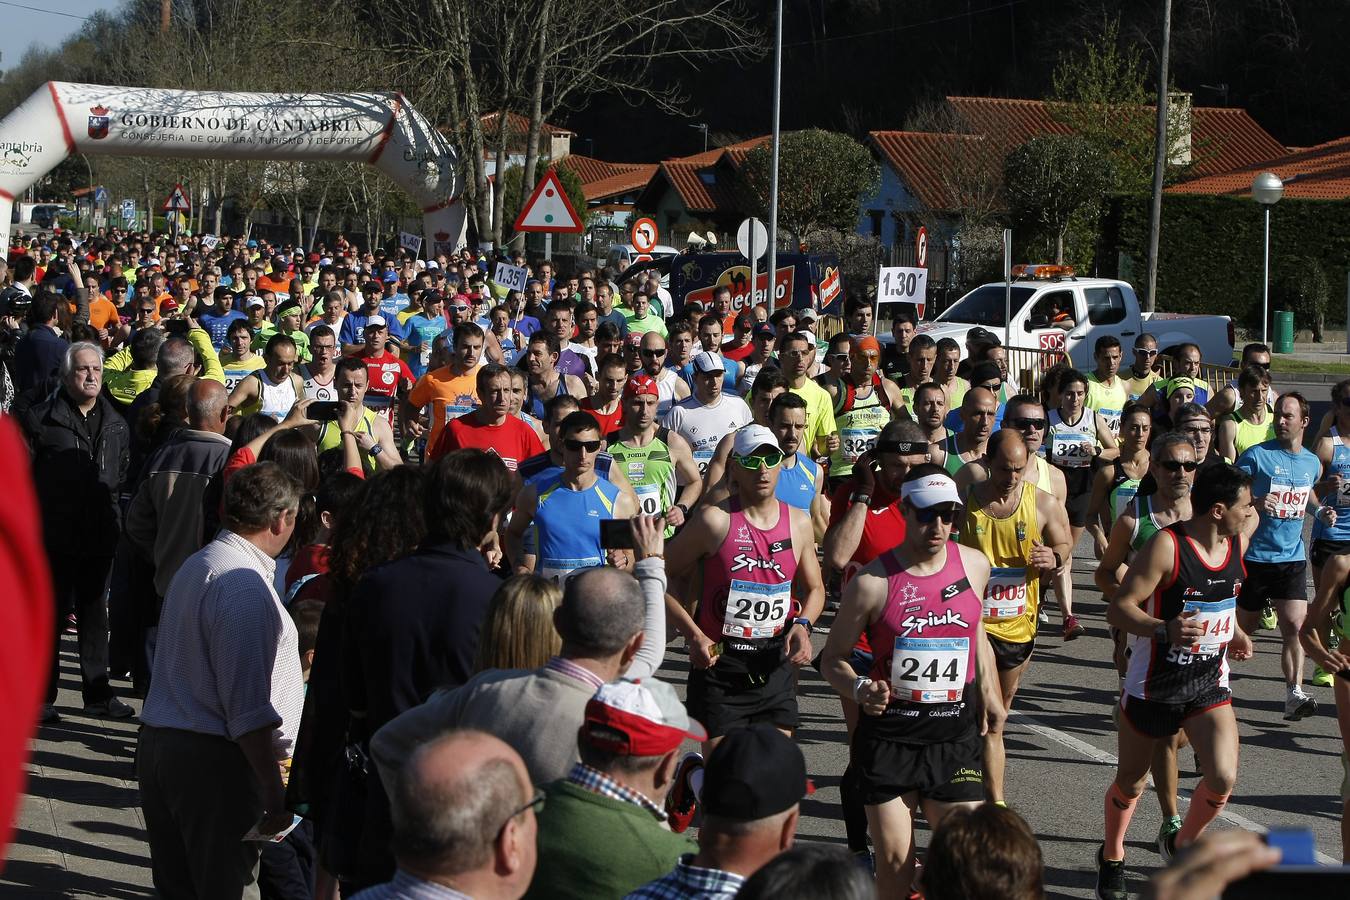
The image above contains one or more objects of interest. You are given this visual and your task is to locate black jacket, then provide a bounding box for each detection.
[21,388,130,557]
[13,325,67,396]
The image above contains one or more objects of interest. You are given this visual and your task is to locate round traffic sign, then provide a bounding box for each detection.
[736,217,768,260]
[916,226,928,268]
[631,217,658,253]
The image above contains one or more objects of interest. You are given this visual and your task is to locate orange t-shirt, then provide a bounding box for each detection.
[258,274,292,296]
[70,296,120,330]
[407,363,483,451]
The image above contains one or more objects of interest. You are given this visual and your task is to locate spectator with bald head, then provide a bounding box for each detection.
[357,729,539,900]
[125,378,234,678]
[373,538,671,788]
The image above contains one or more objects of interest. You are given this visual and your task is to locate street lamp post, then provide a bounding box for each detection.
[1252,171,1284,345]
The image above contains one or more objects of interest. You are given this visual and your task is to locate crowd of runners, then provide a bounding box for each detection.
[3,225,1349,899]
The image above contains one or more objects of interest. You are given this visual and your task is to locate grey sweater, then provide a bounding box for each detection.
[371,559,669,788]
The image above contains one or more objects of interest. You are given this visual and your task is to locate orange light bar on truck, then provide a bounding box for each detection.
[1011,264,1076,279]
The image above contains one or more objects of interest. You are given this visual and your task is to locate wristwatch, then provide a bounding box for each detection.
[674,502,689,518]
[850,492,872,506]
[370,443,384,456]
[1154,621,1171,644]
[791,616,813,634]
[1051,550,1063,569]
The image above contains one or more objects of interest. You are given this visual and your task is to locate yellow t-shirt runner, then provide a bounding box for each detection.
[1086,373,1129,442]
[788,378,838,456]
[958,479,1042,647]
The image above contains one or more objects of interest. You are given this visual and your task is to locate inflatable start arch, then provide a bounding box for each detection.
[0,82,465,252]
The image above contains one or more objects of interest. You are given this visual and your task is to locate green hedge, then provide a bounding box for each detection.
[1098,194,1350,329]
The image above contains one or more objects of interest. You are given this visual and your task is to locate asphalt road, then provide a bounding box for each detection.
[656,526,1347,900]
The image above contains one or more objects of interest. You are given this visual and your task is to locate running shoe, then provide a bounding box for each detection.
[83,697,135,719]
[1311,667,1334,688]
[1258,605,1277,631]
[1063,615,1085,641]
[1283,688,1317,721]
[1038,607,1051,627]
[1157,815,1182,861]
[665,751,703,833]
[1095,845,1128,900]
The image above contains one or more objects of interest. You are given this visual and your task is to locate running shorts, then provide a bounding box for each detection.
[1119,684,1232,739]
[1237,560,1307,610]
[1311,538,1350,569]
[686,662,798,738]
[989,635,1035,672]
[850,726,985,805]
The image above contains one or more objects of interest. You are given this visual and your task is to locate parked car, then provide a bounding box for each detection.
[880,265,1234,376]
[604,243,680,272]
[29,204,70,228]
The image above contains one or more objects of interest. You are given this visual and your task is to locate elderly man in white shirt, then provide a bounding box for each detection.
[137,461,307,900]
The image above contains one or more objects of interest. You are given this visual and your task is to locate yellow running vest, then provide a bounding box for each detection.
[959,479,1041,644]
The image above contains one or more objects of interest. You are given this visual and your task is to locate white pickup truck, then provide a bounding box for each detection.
[880,269,1234,376]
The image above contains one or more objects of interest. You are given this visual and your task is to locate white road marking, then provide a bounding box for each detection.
[1009,709,1338,865]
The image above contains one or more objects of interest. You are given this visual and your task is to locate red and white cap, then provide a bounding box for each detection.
[624,373,660,400]
[582,679,707,756]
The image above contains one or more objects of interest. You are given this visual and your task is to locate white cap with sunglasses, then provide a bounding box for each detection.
[900,473,963,509]
[732,424,780,457]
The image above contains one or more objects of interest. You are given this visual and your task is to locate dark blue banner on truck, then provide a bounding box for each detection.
[667,252,843,318]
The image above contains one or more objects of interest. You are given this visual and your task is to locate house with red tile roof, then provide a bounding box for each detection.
[633,136,771,238]
[556,155,658,222]
[1166,135,1350,200]
[856,95,1289,250]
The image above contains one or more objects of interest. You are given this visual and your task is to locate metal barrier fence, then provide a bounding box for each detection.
[1001,345,1238,398]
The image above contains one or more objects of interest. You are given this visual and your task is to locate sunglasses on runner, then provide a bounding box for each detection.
[1251,361,1271,370]
[734,450,784,470]
[1009,417,1047,430]
[1159,459,1199,472]
[640,348,666,357]
[449,304,469,312]
[563,438,602,453]
[913,504,960,524]
[1135,347,1159,356]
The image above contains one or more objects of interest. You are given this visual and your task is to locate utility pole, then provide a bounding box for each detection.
[765,0,783,310]
[161,0,171,35]
[1144,0,1172,312]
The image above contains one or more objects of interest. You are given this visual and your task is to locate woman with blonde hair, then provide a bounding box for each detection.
[474,574,562,672]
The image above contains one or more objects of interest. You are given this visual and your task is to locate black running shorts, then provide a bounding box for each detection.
[1237,560,1307,610]
[850,724,985,805]
[686,662,798,738]
[1119,684,1232,739]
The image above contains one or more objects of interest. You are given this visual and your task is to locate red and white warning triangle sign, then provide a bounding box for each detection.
[163,183,191,213]
[513,169,583,233]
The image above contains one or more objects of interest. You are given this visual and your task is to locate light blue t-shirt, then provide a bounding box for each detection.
[1235,440,1323,563]
[404,313,447,378]
[776,453,820,511]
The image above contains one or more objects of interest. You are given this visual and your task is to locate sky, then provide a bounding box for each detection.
[0,0,120,75]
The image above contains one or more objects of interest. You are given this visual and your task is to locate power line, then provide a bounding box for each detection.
[782,0,1028,49]
[0,1,91,22]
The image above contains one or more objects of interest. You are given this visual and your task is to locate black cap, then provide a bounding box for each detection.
[967,326,1000,345]
[700,724,810,821]
[969,361,1003,386]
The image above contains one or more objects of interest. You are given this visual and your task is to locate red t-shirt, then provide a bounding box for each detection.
[721,338,755,363]
[828,478,906,655]
[431,413,544,470]
[360,351,415,398]
[580,397,623,436]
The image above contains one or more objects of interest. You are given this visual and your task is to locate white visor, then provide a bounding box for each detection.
[900,474,962,509]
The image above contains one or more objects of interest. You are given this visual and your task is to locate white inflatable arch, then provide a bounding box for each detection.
[0,82,464,252]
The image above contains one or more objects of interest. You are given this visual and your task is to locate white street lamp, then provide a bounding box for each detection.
[1252,171,1284,345]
